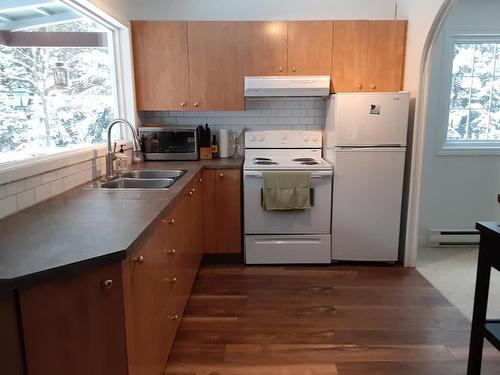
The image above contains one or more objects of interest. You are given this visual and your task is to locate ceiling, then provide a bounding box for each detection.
[0,0,81,31]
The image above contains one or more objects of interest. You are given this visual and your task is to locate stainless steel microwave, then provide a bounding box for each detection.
[139,127,198,161]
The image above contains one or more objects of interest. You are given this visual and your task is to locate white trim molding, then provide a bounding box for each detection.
[403,0,457,267]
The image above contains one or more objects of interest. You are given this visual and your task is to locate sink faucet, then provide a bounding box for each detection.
[105,119,143,180]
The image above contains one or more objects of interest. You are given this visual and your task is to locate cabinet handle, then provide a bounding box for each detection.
[101,279,113,290]
[192,188,196,192]
[133,255,144,264]
[199,178,202,182]
[167,277,177,284]
[219,173,224,177]
[188,191,193,196]
[193,102,199,107]
[370,83,376,90]
[278,66,283,72]
[358,83,363,90]
[168,248,176,255]
[170,314,180,320]
[292,66,296,72]
[167,219,175,225]
[180,102,186,107]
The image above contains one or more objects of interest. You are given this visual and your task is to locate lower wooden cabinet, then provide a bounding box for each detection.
[19,173,203,375]
[0,291,25,375]
[202,168,242,253]
[20,262,129,375]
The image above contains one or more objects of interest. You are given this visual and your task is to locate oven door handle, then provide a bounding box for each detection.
[244,170,333,179]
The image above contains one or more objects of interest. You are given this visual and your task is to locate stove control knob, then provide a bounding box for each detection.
[280,133,287,141]
[303,134,310,142]
[259,135,265,142]
[312,135,319,143]
[250,135,256,142]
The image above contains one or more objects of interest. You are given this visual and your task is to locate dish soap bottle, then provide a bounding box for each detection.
[211,134,219,158]
[115,144,128,171]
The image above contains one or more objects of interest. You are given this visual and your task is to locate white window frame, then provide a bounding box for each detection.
[437,31,500,155]
[0,0,136,185]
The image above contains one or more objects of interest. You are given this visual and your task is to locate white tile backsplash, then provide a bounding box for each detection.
[139,97,327,134]
[0,154,106,220]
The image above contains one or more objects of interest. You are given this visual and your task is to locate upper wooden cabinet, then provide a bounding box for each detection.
[366,20,407,92]
[332,20,407,92]
[240,21,288,76]
[131,20,408,111]
[331,20,369,92]
[131,21,190,111]
[188,22,245,111]
[287,21,333,75]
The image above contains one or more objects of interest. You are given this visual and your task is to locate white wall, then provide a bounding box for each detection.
[396,0,445,95]
[98,0,398,21]
[418,0,500,245]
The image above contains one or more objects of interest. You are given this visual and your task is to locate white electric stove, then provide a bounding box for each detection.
[243,130,333,264]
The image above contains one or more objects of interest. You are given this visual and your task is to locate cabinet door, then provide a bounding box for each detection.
[240,21,288,76]
[331,20,369,92]
[20,263,128,375]
[288,21,333,75]
[123,226,171,375]
[131,21,190,110]
[366,20,407,92]
[215,169,242,253]
[0,291,24,375]
[188,22,245,111]
[201,169,217,253]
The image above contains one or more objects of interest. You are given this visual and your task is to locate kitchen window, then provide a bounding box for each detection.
[444,38,500,152]
[0,0,129,167]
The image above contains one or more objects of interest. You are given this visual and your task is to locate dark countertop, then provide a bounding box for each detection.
[0,158,243,289]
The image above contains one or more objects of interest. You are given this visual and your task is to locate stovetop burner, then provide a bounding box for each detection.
[293,157,315,162]
[301,161,319,165]
[254,157,272,161]
[255,161,278,165]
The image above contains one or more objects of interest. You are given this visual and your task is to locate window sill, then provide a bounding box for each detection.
[437,145,500,156]
[0,142,129,186]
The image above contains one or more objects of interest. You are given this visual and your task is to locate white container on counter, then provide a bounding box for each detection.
[219,128,229,158]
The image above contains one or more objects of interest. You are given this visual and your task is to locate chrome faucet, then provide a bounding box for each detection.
[105,119,143,180]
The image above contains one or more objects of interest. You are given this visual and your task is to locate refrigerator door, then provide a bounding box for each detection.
[332,147,406,261]
[333,92,410,146]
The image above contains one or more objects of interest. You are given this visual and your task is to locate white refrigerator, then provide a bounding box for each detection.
[323,92,410,261]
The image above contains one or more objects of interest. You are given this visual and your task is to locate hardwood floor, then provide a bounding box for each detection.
[165,264,500,374]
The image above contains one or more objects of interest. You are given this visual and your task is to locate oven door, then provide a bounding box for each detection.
[244,170,332,234]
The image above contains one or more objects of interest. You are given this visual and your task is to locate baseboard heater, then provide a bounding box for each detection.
[428,228,480,247]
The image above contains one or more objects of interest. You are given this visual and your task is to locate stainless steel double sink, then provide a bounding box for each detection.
[96,169,187,190]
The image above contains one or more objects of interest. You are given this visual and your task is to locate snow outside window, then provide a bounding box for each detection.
[446,41,500,148]
[0,19,119,165]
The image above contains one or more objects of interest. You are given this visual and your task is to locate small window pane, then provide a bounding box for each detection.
[470,76,491,109]
[450,76,471,109]
[468,110,490,140]
[447,41,500,144]
[473,43,496,77]
[489,108,500,140]
[495,44,500,76]
[452,44,475,76]
[491,77,500,107]
[448,109,469,140]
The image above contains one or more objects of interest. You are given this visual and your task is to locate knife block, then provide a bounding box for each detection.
[199,147,212,160]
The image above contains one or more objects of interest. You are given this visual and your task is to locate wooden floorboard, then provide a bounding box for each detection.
[165,264,500,374]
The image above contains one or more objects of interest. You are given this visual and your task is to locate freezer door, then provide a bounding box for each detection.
[331,147,406,261]
[334,92,410,146]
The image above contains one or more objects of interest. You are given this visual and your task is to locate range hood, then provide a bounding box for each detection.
[244,75,331,97]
